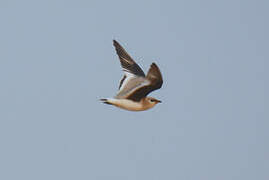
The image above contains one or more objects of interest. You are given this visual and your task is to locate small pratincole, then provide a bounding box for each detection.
[100,40,163,111]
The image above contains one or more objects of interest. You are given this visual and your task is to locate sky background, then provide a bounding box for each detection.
[0,0,268,180]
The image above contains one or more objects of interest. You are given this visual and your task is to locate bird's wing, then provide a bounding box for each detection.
[113,40,146,91]
[115,76,149,99]
[116,63,163,102]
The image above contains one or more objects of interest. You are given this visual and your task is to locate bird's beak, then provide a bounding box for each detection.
[157,100,162,103]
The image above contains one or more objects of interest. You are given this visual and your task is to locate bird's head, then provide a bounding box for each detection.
[144,97,162,107]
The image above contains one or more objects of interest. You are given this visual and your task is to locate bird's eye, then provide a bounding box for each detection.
[150,99,155,102]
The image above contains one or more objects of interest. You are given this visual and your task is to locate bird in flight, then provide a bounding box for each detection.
[100,40,163,111]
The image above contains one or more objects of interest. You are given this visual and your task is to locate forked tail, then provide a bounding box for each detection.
[100,98,113,105]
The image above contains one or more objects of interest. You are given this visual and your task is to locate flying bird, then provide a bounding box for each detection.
[100,40,163,111]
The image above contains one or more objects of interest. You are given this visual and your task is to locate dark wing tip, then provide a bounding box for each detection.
[151,63,159,71]
[147,62,163,88]
[151,62,160,69]
[113,40,121,47]
[149,63,162,77]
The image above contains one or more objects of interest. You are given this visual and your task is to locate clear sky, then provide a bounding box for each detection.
[0,0,268,180]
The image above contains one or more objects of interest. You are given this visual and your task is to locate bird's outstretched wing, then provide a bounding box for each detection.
[113,40,146,91]
[113,40,145,77]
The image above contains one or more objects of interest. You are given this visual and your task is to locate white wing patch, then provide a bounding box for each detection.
[115,77,151,99]
[119,72,136,92]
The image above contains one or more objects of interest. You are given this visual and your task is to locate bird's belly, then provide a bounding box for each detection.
[112,99,149,111]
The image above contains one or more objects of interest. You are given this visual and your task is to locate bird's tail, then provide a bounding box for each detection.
[100,98,113,105]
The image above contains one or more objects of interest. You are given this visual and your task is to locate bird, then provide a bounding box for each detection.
[100,40,163,111]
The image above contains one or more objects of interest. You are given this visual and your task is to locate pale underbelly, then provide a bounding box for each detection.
[111,99,151,111]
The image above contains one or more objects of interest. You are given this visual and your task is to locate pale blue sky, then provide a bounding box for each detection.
[0,0,268,180]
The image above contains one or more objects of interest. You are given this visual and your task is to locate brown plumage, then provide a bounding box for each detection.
[101,40,163,111]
